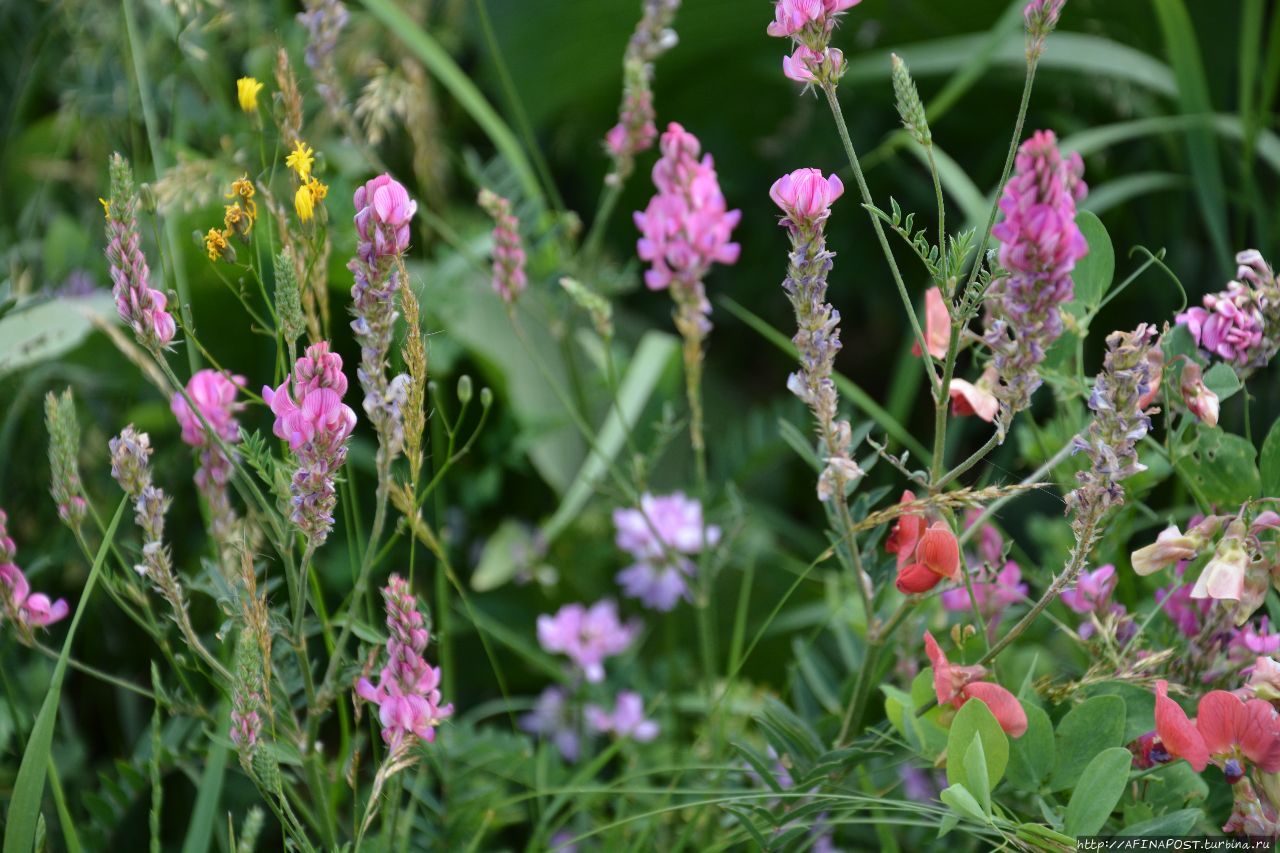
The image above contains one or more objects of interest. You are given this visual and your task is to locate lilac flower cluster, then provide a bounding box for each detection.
[941,513,1026,628]
[604,0,680,185]
[105,154,175,349]
[172,370,246,542]
[478,189,527,304]
[634,123,741,338]
[1177,250,1278,372]
[586,692,659,742]
[0,508,69,632]
[263,342,357,544]
[537,600,639,683]
[357,575,453,748]
[1060,564,1135,641]
[349,174,416,461]
[1066,324,1157,533]
[521,686,659,763]
[521,687,581,761]
[771,168,863,502]
[766,0,860,86]
[982,130,1087,423]
[297,0,350,117]
[613,492,720,611]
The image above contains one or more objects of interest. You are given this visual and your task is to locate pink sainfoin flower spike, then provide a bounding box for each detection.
[1175,248,1278,373]
[105,153,175,350]
[604,0,679,185]
[0,509,70,632]
[171,369,246,541]
[586,691,660,742]
[356,575,453,747]
[923,631,1027,737]
[635,123,741,334]
[767,0,857,87]
[537,600,639,683]
[1152,680,1280,783]
[350,174,416,463]
[478,189,527,304]
[614,492,720,611]
[1024,0,1066,60]
[982,130,1087,425]
[263,341,357,544]
[772,168,863,502]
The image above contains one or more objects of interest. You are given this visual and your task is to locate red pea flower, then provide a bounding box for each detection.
[1153,680,1280,782]
[924,631,1027,737]
[886,491,960,594]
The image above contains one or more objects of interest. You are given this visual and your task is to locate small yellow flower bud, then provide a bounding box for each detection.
[237,77,263,114]
[294,184,315,222]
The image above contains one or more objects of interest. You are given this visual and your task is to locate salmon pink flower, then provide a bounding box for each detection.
[1132,524,1202,576]
[886,492,960,594]
[924,632,1027,737]
[911,287,949,360]
[949,369,999,422]
[1154,680,1280,782]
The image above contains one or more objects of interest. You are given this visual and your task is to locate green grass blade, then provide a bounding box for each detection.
[718,296,930,463]
[4,497,127,853]
[1152,0,1231,263]
[180,704,229,853]
[1081,173,1187,216]
[1061,114,1280,176]
[359,0,543,205]
[541,330,679,544]
[46,759,82,853]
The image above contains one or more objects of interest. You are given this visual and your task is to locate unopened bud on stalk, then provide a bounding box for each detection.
[44,389,88,530]
[891,54,931,147]
[457,375,473,405]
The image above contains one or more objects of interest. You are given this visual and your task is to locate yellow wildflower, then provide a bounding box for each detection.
[205,228,235,263]
[99,198,111,221]
[285,140,315,182]
[224,203,253,240]
[306,177,328,202]
[226,176,257,222]
[294,183,315,222]
[237,77,263,113]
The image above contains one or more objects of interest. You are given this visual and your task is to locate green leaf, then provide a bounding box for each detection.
[1202,363,1242,402]
[1123,808,1203,836]
[1064,747,1133,837]
[962,737,992,817]
[1176,428,1262,506]
[472,519,536,593]
[1049,695,1126,791]
[1083,682,1157,744]
[1144,761,1210,812]
[0,293,117,379]
[1007,702,1054,793]
[946,699,1009,792]
[5,499,127,853]
[541,331,679,545]
[1073,211,1115,308]
[1263,420,1280,498]
[939,784,987,825]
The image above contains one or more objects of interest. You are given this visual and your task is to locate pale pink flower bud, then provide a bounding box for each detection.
[1131,524,1201,576]
[354,174,416,260]
[1178,361,1220,427]
[1190,523,1250,601]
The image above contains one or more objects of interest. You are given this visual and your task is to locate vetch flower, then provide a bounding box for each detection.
[1177,286,1265,368]
[1191,520,1251,602]
[586,691,659,742]
[923,631,1027,737]
[941,560,1027,623]
[237,77,263,113]
[1060,564,1118,614]
[356,575,453,747]
[264,342,357,543]
[769,168,844,226]
[0,509,69,632]
[948,368,999,423]
[521,687,581,762]
[537,600,639,683]
[1178,361,1220,427]
[613,493,721,611]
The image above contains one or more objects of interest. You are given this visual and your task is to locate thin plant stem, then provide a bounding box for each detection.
[958,439,1075,547]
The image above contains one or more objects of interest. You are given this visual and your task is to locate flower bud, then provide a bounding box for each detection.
[1131,524,1200,576]
[891,53,931,146]
[457,375,473,405]
[769,168,844,228]
[1190,520,1250,601]
[1179,361,1220,427]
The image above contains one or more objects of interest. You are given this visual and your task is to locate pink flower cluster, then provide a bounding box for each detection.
[1177,285,1265,367]
[263,342,357,543]
[537,600,639,683]
[766,0,859,85]
[941,513,1026,626]
[586,692,659,742]
[354,174,417,261]
[479,189,527,303]
[172,370,246,540]
[106,154,175,348]
[613,492,720,611]
[0,509,69,630]
[634,123,741,315]
[357,575,453,748]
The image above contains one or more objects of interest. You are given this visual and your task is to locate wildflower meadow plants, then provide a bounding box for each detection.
[3,0,1280,849]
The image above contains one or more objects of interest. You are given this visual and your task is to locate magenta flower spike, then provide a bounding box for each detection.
[264,341,357,544]
[172,369,246,540]
[105,154,176,350]
[356,575,453,748]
